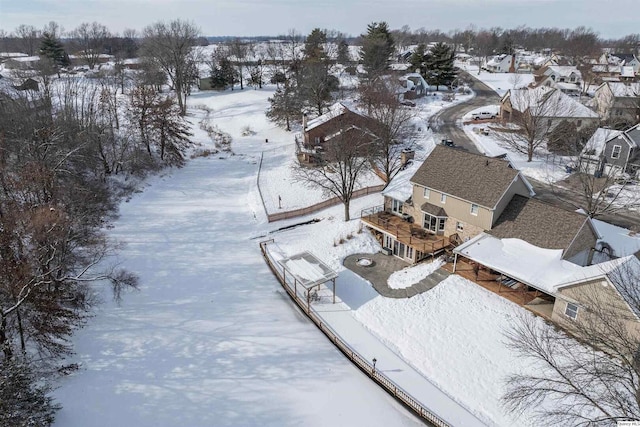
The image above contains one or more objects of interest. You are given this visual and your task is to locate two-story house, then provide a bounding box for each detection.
[593,82,640,126]
[533,65,582,95]
[298,102,379,164]
[360,146,535,263]
[500,86,600,131]
[580,123,640,177]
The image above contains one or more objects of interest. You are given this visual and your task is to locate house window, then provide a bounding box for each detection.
[423,214,446,233]
[314,136,320,144]
[577,120,582,128]
[423,188,430,199]
[456,221,464,232]
[406,246,414,259]
[565,302,579,320]
[612,145,622,159]
[391,199,403,214]
[470,204,479,216]
[547,119,552,127]
[440,194,446,204]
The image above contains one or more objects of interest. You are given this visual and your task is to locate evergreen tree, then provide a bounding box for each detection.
[359,22,394,77]
[266,81,302,131]
[304,28,327,61]
[337,39,350,64]
[299,28,336,115]
[408,43,426,74]
[423,42,457,89]
[0,360,60,427]
[39,31,69,68]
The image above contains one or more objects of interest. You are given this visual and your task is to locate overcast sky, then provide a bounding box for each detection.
[1,0,637,39]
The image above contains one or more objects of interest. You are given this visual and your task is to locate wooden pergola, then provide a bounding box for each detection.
[278,251,338,311]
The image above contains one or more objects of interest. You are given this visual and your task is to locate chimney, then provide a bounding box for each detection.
[401,148,415,166]
[302,112,308,130]
[509,54,516,73]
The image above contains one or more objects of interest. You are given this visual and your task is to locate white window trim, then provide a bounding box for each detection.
[565,302,579,320]
[440,194,446,204]
[423,188,430,199]
[470,204,479,216]
[612,144,622,159]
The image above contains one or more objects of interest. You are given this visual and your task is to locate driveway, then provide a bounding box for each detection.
[429,71,501,154]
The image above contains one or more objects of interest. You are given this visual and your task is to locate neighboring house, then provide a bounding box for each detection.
[485,54,519,73]
[360,146,535,263]
[593,81,640,124]
[611,53,640,74]
[4,55,40,70]
[533,65,582,94]
[580,124,640,177]
[579,127,622,174]
[13,77,39,91]
[397,73,428,100]
[500,86,600,130]
[298,102,379,164]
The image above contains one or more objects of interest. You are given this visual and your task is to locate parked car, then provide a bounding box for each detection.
[441,139,455,147]
[471,111,497,120]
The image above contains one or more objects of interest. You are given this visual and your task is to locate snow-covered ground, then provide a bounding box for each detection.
[52,88,424,427]
[54,82,578,427]
[461,64,535,96]
[462,105,570,183]
[387,258,444,289]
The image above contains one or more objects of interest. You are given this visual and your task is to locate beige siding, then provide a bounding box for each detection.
[412,185,493,230]
[492,176,531,226]
[443,219,485,242]
[552,279,640,342]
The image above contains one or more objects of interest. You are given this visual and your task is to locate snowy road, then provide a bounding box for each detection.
[52,154,423,426]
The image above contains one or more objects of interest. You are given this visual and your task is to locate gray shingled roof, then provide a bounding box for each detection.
[410,145,520,208]
[421,202,448,217]
[489,195,589,249]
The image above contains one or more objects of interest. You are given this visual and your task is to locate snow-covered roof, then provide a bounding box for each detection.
[608,82,640,97]
[11,55,40,62]
[582,127,622,157]
[508,86,599,118]
[278,251,338,289]
[454,233,582,295]
[546,65,581,78]
[592,218,640,258]
[593,64,621,73]
[621,66,636,78]
[305,103,349,131]
[382,157,421,202]
[0,52,28,59]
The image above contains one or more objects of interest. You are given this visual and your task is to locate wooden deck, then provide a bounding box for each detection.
[443,259,552,311]
[361,211,450,255]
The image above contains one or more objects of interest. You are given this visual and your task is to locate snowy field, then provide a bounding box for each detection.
[461,64,535,96]
[54,82,572,426]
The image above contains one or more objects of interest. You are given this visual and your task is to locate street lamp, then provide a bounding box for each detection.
[372,357,377,375]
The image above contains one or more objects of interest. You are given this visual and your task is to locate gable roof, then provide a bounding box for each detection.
[305,102,368,132]
[489,195,591,250]
[410,145,521,209]
[606,82,640,97]
[507,86,598,118]
[582,127,623,157]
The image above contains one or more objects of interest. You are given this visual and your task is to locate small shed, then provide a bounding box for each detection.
[278,251,338,309]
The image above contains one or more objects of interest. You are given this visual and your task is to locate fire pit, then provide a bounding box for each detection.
[356,257,375,267]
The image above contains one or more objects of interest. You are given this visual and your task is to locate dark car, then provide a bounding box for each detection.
[441,139,455,147]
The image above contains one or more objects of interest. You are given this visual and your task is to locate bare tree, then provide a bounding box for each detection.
[503,258,640,425]
[228,38,248,90]
[72,22,111,70]
[294,119,376,221]
[362,78,416,183]
[13,24,41,55]
[497,87,579,162]
[141,19,200,115]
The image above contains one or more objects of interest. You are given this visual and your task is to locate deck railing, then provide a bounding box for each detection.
[259,239,451,427]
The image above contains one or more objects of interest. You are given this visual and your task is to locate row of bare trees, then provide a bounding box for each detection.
[1,19,204,424]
